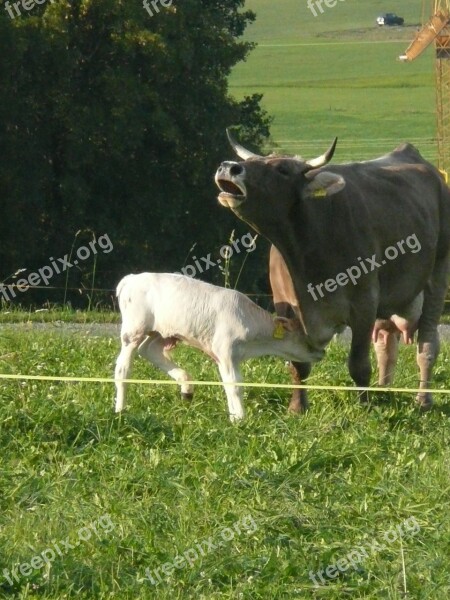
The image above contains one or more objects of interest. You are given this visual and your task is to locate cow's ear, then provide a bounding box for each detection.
[302,170,346,199]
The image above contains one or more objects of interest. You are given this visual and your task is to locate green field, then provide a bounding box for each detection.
[1,327,450,599]
[230,0,437,162]
[2,2,450,599]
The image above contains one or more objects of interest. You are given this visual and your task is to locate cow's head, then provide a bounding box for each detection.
[215,130,345,231]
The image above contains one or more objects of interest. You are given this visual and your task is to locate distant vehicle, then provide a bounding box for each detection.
[376,13,404,26]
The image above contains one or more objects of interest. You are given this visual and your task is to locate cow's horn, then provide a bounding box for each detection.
[226,128,262,160]
[306,137,338,168]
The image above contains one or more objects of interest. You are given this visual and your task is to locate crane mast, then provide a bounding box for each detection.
[400,1,450,175]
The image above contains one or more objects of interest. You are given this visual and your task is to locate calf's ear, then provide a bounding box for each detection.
[302,170,346,199]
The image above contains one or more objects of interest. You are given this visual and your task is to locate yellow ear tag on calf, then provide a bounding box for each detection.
[312,188,327,198]
[273,321,285,339]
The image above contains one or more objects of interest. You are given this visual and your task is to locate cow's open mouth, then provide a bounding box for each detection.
[217,180,244,196]
[215,178,246,208]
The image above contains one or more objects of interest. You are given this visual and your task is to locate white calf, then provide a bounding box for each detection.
[114,273,323,421]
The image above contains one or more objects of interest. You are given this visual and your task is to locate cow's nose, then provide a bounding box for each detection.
[229,164,244,177]
[217,161,244,177]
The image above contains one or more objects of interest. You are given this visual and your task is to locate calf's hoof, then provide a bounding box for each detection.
[181,392,194,401]
[416,393,433,412]
[229,414,245,423]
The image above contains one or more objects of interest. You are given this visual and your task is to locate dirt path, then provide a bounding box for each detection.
[2,322,450,341]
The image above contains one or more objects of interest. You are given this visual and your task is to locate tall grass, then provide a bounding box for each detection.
[0,328,449,599]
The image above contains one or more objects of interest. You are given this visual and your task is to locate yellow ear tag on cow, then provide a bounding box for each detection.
[273,321,285,339]
[312,188,327,198]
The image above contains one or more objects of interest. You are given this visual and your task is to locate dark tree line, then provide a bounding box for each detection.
[0,0,272,308]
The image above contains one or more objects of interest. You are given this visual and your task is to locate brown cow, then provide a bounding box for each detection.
[270,245,423,411]
[215,131,450,410]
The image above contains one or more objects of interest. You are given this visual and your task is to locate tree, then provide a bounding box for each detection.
[0,0,271,307]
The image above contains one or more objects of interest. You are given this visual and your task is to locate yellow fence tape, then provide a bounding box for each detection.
[0,372,449,395]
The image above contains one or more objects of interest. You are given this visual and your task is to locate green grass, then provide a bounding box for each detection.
[2,2,450,598]
[238,0,424,44]
[0,328,450,599]
[0,306,119,325]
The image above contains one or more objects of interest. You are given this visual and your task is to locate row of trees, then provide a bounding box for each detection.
[0,0,272,308]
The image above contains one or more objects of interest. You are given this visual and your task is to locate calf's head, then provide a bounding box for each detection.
[274,316,325,362]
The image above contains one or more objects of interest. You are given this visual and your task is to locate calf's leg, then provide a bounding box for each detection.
[138,335,194,399]
[217,360,245,422]
[115,334,143,412]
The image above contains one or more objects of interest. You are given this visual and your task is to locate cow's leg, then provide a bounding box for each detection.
[348,323,373,403]
[115,335,142,412]
[288,361,312,413]
[416,335,438,410]
[416,256,449,410]
[272,301,311,413]
[373,329,400,385]
[217,360,245,422]
[138,335,194,400]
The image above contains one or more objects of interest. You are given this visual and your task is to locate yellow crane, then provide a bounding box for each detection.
[399,1,450,178]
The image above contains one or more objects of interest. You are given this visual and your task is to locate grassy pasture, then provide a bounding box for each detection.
[0,327,450,599]
[230,0,437,161]
[2,1,450,599]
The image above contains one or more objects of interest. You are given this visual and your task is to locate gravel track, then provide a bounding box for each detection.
[1,322,450,341]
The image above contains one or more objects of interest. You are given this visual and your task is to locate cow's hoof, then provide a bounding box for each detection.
[375,390,394,404]
[181,392,194,401]
[288,401,309,414]
[416,394,433,411]
[358,390,370,405]
[288,393,309,414]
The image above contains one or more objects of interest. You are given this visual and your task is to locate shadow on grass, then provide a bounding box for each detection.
[112,411,175,446]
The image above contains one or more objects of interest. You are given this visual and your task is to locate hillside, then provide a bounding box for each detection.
[230,0,437,162]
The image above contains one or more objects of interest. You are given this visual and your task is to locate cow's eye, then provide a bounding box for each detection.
[276,165,290,176]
